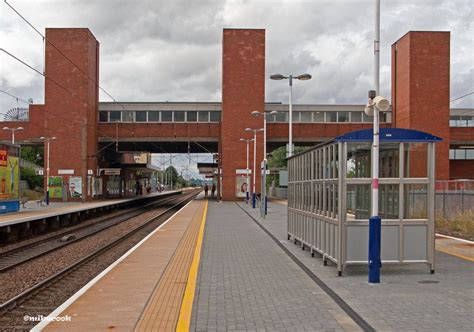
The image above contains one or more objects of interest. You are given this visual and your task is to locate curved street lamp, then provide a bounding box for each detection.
[245,127,264,208]
[2,126,24,144]
[39,136,57,205]
[240,138,254,203]
[270,73,312,157]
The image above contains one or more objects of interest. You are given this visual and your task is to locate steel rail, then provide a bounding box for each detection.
[0,193,182,272]
[0,189,200,315]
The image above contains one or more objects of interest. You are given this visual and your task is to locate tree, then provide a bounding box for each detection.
[21,167,43,190]
[267,146,310,168]
[20,146,44,167]
[165,166,179,186]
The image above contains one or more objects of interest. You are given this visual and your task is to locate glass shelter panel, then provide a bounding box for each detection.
[379,143,400,178]
[379,184,399,219]
[346,143,371,178]
[404,184,428,219]
[404,143,428,178]
[346,184,371,220]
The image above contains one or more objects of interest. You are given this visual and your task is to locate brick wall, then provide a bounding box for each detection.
[44,28,99,200]
[392,31,451,179]
[221,29,265,200]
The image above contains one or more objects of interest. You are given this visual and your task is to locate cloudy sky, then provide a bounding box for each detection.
[1,0,473,114]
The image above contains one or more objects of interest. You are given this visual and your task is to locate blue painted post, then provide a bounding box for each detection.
[368,216,381,283]
[246,191,249,204]
[252,192,256,208]
[265,196,268,215]
[46,190,50,206]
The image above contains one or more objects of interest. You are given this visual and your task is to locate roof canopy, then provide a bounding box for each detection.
[335,128,442,143]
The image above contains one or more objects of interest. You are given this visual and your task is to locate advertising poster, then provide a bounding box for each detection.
[0,145,19,200]
[69,177,82,198]
[48,176,63,199]
[235,175,248,198]
[7,156,19,199]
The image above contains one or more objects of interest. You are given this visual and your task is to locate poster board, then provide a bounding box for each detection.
[235,175,248,198]
[48,176,63,199]
[68,176,83,198]
[0,144,19,200]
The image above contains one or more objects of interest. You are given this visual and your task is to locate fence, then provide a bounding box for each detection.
[435,180,474,218]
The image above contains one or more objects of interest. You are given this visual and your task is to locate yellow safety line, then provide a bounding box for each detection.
[176,200,208,331]
[436,247,474,262]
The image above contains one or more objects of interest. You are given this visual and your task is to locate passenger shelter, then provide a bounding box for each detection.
[287,128,441,275]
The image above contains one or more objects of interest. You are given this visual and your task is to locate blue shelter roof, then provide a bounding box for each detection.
[334,128,442,143]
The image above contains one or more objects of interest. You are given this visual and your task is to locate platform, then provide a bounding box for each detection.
[38,195,207,331]
[33,199,472,331]
[235,201,474,331]
[0,190,181,228]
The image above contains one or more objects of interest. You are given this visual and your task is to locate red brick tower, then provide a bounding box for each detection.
[391,31,450,179]
[44,28,99,200]
[221,29,265,200]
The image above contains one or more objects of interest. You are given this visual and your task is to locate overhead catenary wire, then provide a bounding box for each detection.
[0,48,155,153]
[0,89,31,105]
[2,0,174,156]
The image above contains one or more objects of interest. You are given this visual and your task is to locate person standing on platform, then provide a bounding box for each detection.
[211,183,216,197]
[204,184,209,197]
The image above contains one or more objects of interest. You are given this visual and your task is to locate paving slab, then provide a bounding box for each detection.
[239,201,474,331]
[191,201,361,331]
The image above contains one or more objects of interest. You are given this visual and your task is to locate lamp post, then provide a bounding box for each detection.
[240,138,254,203]
[251,110,278,216]
[40,136,57,205]
[364,92,390,284]
[245,128,264,208]
[2,126,24,144]
[270,73,311,157]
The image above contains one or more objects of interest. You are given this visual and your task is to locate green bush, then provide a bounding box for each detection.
[20,167,43,190]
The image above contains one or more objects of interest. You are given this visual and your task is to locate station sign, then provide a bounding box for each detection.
[235,169,252,175]
[100,168,121,175]
[58,169,74,175]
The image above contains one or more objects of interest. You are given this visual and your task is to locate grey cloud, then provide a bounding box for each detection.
[1,0,473,115]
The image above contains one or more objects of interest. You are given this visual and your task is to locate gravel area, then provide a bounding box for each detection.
[0,200,182,303]
[0,191,199,330]
[0,206,138,254]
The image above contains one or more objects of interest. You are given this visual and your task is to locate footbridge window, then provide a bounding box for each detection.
[98,110,221,123]
[266,110,391,124]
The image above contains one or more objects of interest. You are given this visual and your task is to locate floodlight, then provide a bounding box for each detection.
[270,74,285,80]
[364,104,374,117]
[296,73,312,80]
[373,96,390,112]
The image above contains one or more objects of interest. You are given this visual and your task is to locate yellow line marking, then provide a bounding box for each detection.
[436,247,474,262]
[176,200,208,331]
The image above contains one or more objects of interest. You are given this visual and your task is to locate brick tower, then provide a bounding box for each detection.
[391,31,450,179]
[221,29,266,200]
[44,28,99,200]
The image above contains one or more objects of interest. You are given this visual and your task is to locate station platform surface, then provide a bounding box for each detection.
[232,201,474,331]
[0,190,180,227]
[39,195,207,331]
[34,198,472,331]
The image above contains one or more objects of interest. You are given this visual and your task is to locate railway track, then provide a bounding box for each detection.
[0,193,183,272]
[0,189,200,330]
